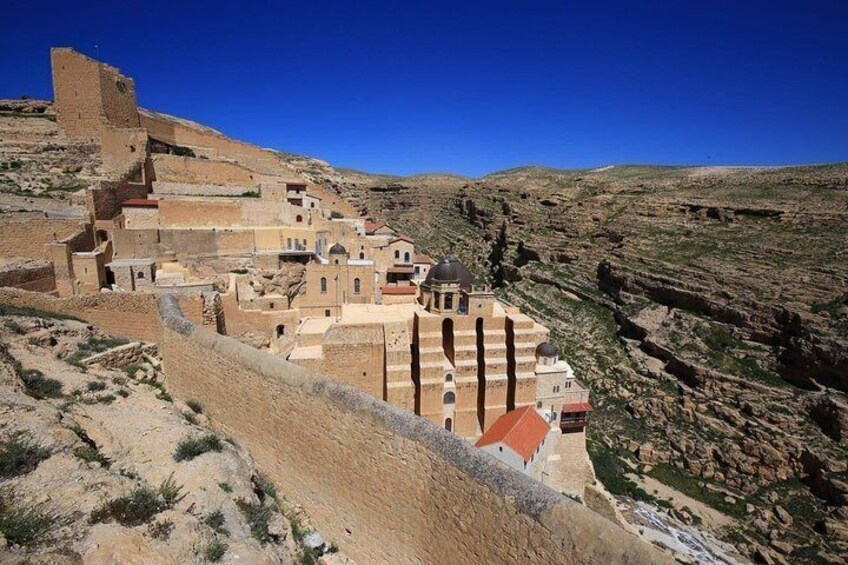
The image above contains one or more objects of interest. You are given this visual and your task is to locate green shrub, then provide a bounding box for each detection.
[0,495,54,546]
[236,499,274,543]
[90,487,164,527]
[116,388,130,398]
[96,394,117,404]
[183,412,198,425]
[186,399,203,414]
[74,446,111,468]
[156,390,173,403]
[204,509,227,534]
[218,482,232,493]
[86,380,107,392]
[204,540,228,562]
[254,474,276,501]
[329,211,344,219]
[0,433,50,478]
[174,434,223,462]
[19,368,63,399]
[159,473,186,508]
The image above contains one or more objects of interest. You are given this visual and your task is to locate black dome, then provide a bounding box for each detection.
[536,342,557,358]
[423,256,474,289]
[329,243,347,255]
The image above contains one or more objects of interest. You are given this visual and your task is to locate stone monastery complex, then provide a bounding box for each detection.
[0,48,614,520]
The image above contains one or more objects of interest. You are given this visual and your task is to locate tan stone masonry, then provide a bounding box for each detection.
[157,294,667,564]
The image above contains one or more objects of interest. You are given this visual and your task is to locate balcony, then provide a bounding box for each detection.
[559,401,592,431]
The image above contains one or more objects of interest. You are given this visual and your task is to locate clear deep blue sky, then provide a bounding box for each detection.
[1,1,846,177]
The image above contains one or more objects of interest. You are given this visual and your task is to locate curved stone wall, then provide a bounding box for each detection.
[157,294,666,564]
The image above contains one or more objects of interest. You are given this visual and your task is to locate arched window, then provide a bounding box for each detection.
[276,325,286,337]
[136,271,145,279]
[354,278,361,294]
[445,373,453,382]
[444,391,455,404]
[394,250,400,259]
[445,418,452,431]
[296,214,303,223]
[359,252,365,259]
[320,277,327,293]
[404,251,410,263]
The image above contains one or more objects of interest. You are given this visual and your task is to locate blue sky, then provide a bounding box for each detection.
[1,1,846,177]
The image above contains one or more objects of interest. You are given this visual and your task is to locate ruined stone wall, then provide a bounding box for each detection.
[51,48,105,141]
[156,295,664,564]
[0,217,88,261]
[51,48,141,140]
[0,288,203,343]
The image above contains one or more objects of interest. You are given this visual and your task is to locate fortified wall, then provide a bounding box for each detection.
[50,48,148,175]
[157,295,664,564]
[0,287,204,343]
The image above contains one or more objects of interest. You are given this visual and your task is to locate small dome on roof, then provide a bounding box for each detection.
[329,243,347,255]
[536,342,557,358]
[423,256,474,289]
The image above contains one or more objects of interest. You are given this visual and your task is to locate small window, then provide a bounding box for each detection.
[287,238,292,248]
[443,391,455,404]
[320,277,327,293]
[498,446,503,452]
[270,302,275,309]
[335,259,339,265]
[324,309,331,317]
[296,215,303,223]
[394,250,400,259]
[137,271,145,279]
[536,401,542,409]
[404,251,410,263]
[359,252,365,260]
[354,278,361,294]
[415,266,420,274]
[445,373,453,382]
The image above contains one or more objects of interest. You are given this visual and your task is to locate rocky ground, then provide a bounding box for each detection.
[305,163,848,564]
[0,305,348,564]
[0,100,102,206]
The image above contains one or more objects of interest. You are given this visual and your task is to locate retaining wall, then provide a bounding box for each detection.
[157,294,665,564]
[0,288,203,343]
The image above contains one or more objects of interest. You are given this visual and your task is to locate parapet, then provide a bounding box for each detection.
[156,293,667,564]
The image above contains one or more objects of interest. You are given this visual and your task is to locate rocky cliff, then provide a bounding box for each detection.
[313,163,848,564]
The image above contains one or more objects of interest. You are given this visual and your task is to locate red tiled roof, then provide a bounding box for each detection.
[475,406,550,462]
[365,221,386,234]
[414,254,435,265]
[562,402,593,413]
[390,235,415,244]
[122,199,159,208]
[382,285,418,295]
